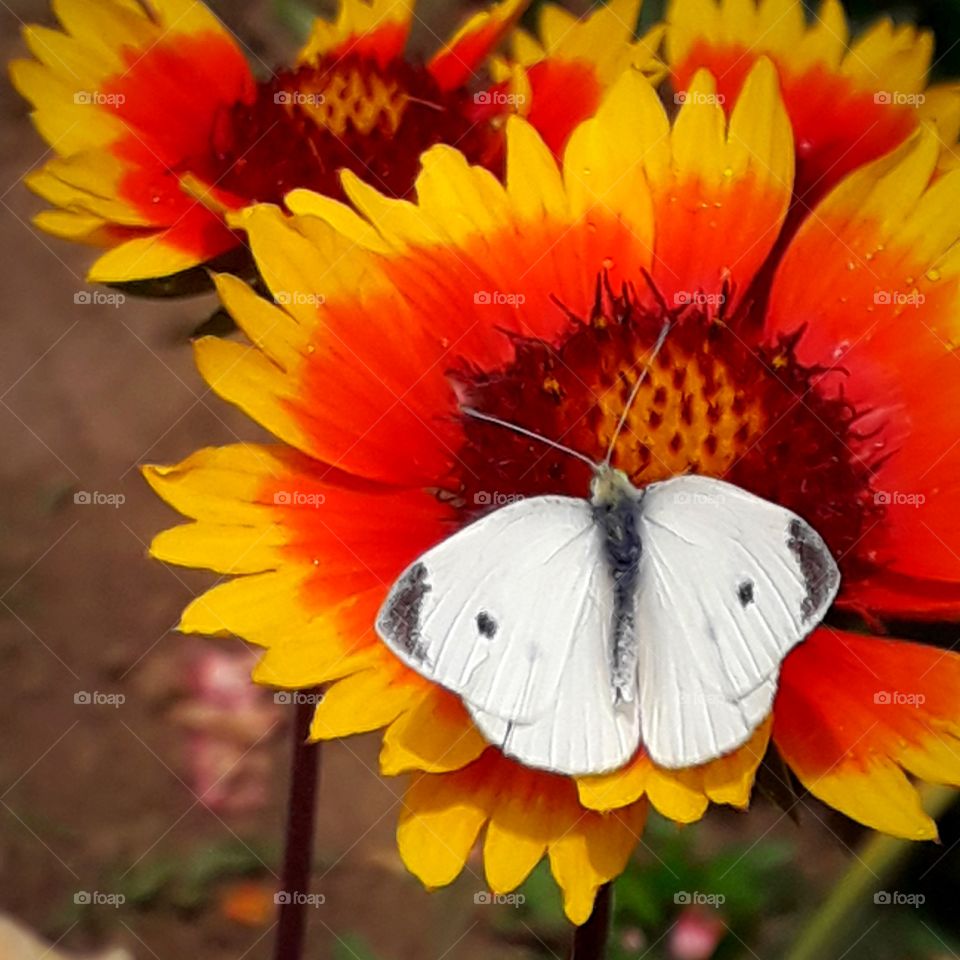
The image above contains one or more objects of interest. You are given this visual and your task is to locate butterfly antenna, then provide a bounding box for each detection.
[603,320,672,467]
[461,408,598,470]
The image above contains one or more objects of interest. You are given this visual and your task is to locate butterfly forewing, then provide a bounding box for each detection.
[376,496,612,725]
[634,475,840,769]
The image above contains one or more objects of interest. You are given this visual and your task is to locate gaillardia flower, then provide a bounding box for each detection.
[146,62,960,923]
[666,0,960,209]
[10,0,661,284]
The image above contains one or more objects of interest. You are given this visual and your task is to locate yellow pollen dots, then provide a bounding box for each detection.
[286,66,409,137]
[595,342,767,483]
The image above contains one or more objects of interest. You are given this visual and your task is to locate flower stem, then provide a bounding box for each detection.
[570,882,614,960]
[273,692,322,960]
[786,783,956,960]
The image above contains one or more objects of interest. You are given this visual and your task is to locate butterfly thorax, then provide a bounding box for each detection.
[590,466,643,703]
[589,465,640,507]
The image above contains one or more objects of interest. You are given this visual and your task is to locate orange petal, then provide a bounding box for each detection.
[774,627,960,839]
[428,0,529,91]
[766,129,960,586]
[298,0,415,69]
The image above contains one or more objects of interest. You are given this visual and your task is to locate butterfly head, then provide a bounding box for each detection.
[590,464,641,509]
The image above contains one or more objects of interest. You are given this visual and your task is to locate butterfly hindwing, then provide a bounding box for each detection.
[467,550,641,775]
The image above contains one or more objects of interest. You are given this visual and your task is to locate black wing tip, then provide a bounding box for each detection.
[378,561,432,664]
[786,518,841,623]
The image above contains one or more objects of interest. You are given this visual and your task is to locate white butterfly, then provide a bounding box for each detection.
[375,328,841,777]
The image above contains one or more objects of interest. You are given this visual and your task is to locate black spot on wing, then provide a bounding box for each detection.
[379,562,431,663]
[786,519,839,621]
[737,579,755,607]
[476,611,498,639]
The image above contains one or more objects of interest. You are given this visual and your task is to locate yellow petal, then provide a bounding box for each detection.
[577,758,650,811]
[645,767,710,824]
[548,802,647,925]
[178,568,307,643]
[380,693,487,775]
[701,718,771,807]
[284,188,390,253]
[340,170,442,249]
[149,522,285,574]
[397,767,492,888]
[483,774,555,892]
[505,116,568,223]
[192,337,311,457]
[212,273,308,371]
[796,759,937,841]
[252,620,374,686]
[142,444,284,526]
[88,235,204,283]
[310,666,414,738]
[562,68,664,244]
[414,146,512,244]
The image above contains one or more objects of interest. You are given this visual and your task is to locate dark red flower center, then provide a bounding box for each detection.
[449,279,885,585]
[191,53,505,205]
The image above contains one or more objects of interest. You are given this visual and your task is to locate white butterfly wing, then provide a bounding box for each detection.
[635,474,840,769]
[467,554,640,776]
[376,496,610,724]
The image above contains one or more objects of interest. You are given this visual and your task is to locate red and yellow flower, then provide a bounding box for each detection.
[144,48,960,921]
[666,0,960,209]
[11,0,661,284]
